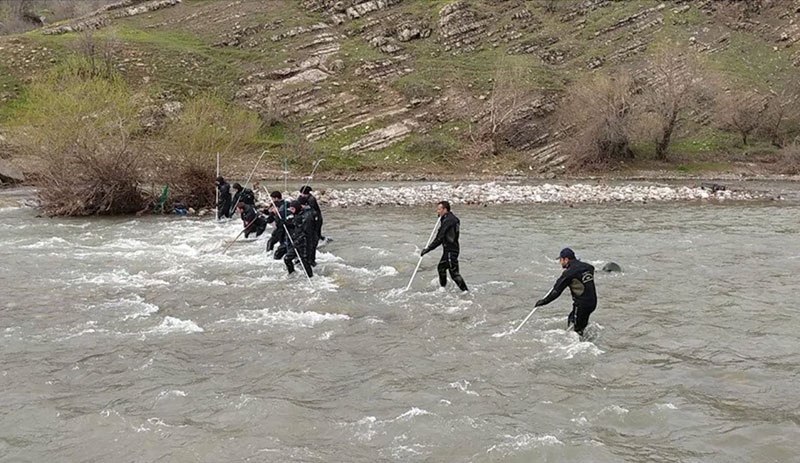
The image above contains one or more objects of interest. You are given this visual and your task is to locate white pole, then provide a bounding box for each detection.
[514,307,539,332]
[404,217,441,292]
[215,152,220,221]
[242,149,268,189]
[300,158,324,193]
[283,158,288,194]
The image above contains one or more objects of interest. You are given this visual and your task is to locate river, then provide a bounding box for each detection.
[1,182,799,462]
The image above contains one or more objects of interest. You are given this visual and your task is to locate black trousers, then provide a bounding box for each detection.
[437,250,468,291]
[283,238,313,277]
[568,304,596,335]
[217,199,232,219]
[267,226,285,252]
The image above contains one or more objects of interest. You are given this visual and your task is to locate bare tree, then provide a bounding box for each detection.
[636,50,702,160]
[469,59,535,156]
[557,71,636,169]
[714,89,764,145]
[759,86,800,147]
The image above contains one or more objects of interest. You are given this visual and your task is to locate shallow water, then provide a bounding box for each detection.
[1,184,799,462]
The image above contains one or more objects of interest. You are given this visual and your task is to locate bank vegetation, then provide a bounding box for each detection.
[1,0,800,215]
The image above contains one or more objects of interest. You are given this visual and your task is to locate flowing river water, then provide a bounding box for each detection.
[1,182,799,462]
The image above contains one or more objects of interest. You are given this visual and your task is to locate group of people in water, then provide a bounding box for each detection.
[214,176,597,336]
[215,176,324,278]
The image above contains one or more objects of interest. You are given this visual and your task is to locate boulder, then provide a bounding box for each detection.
[0,159,24,184]
[602,262,622,272]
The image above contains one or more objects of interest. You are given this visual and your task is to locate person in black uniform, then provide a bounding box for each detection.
[299,185,324,241]
[230,183,256,216]
[282,200,315,277]
[265,191,290,258]
[236,202,267,239]
[215,176,232,219]
[534,247,597,336]
[421,200,468,292]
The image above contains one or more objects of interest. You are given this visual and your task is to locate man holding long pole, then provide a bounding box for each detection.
[533,247,597,336]
[420,200,468,292]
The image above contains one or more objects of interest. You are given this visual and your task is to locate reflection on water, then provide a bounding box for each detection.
[1,186,799,462]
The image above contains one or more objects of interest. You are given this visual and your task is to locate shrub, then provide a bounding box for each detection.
[557,72,635,169]
[156,94,261,209]
[774,143,800,175]
[9,68,148,215]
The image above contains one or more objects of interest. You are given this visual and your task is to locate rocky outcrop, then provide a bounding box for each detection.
[354,54,413,81]
[42,0,182,35]
[437,1,489,53]
[340,119,418,152]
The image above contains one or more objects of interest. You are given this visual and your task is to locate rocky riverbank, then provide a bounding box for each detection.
[313,182,778,207]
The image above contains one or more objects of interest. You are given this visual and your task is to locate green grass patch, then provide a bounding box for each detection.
[705,31,796,87]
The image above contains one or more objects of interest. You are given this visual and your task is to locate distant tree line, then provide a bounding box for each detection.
[473,49,800,172]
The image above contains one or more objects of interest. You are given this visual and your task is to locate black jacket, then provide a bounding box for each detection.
[217,182,231,206]
[305,194,322,220]
[540,260,597,309]
[266,199,289,224]
[240,204,265,231]
[233,188,256,206]
[427,212,460,254]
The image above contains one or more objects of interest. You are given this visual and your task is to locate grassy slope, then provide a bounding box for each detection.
[1,0,798,178]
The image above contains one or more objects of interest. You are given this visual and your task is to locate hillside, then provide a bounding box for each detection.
[1,0,800,182]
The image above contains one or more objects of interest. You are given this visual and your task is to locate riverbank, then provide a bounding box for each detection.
[2,175,793,214]
[315,181,781,208]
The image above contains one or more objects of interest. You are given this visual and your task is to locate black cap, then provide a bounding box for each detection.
[289,200,301,211]
[299,185,312,194]
[232,182,242,190]
[270,190,282,199]
[558,248,576,259]
[216,176,224,183]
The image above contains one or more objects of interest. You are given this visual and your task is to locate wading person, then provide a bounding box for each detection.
[299,185,324,242]
[296,195,319,267]
[231,183,256,208]
[534,248,597,336]
[420,200,468,292]
[215,176,232,219]
[236,202,267,239]
[265,191,290,259]
[283,201,315,277]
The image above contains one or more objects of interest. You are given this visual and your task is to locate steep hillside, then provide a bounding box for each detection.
[1,0,799,179]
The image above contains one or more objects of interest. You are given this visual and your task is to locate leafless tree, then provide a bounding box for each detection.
[468,59,535,157]
[557,71,636,169]
[759,86,800,147]
[714,88,764,145]
[635,50,702,160]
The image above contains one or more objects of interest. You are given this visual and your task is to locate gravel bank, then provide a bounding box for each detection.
[314,182,776,207]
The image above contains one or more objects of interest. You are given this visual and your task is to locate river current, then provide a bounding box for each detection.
[1,182,799,462]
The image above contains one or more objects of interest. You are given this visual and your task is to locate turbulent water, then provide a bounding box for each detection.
[1,182,799,462]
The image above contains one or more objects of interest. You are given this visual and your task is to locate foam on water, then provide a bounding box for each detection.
[541,329,604,359]
[491,327,517,338]
[230,308,350,328]
[79,269,169,287]
[90,295,160,320]
[486,433,563,456]
[20,236,70,248]
[147,316,203,335]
